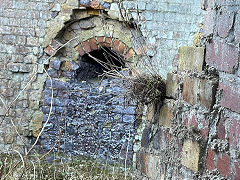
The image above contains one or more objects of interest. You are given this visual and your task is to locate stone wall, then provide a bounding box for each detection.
[0,0,204,156]
[121,0,205,77]
[0,0,52,152]
[40,69,138,164]
[136,0,240,179]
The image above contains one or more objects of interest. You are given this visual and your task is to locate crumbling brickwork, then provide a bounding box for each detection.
[121,0,205,77]
[0,0,204,156]
[136,0,240,179]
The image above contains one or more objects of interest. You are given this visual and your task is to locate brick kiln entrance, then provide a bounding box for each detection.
[38,5,143,164]
[40,45,138,165]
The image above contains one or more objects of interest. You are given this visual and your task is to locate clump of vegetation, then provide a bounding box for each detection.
[0,153,135,180]
[126,73,166,105]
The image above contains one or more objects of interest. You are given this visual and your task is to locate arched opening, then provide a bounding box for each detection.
[76,47,125,81]
[41,46,138,165]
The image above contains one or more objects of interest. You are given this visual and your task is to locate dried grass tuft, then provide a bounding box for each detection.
[127,74,166,105]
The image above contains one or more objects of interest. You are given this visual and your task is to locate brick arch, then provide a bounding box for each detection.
[75,36,136,60]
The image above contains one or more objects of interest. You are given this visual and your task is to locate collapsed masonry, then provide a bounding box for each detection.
[0,0,239,179]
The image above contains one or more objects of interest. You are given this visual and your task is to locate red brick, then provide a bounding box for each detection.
[82,41,91,53]
[219,82,240,113]
[206,148,215,171]
[217,10,234,38]
[125,48,135,59]
[217,118,226,140]
[90,0,100,9]
[112,39,120,53]
[229,119,240,148]
[203,8,216,37]
[184,111,209,139]
[199,79,217,109]
[118,42,127,54]
[51,39,62,50]
[198,116,209,139]
[44,45,55,56]
[234,13,240,43]
[216,153,230,178]
[182,76,198,105]
[206,40,238,73]
[233,162,240,179]
[105,37,112,48]
[89,38,98,51]
[97,36,105,47]
[76,45,85,56]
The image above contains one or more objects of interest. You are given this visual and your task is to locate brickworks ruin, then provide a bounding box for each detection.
[0,0,239,179]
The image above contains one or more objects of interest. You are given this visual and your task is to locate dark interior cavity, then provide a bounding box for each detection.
[76,47,125,81]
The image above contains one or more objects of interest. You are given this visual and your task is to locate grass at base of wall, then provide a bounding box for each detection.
[0,153,136,180]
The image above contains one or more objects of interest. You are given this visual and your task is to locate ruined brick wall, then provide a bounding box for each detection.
[121,0,205,77]
[0,0,206,166]
[136,0,240,179]
[0,0,51,152]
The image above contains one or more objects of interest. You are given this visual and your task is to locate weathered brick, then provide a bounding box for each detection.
[166,73,178,99]
[233,162,240,179]
[89,38,98,51]
[112,39,120,53]
[206,148,215,171]
[229,119,240,148]
[51,39,63,50]
[19,64,33,73]
[203,8,216,36]
[76,44,85,56]
[183,111,209,139]
[125,48,135,59]
[206,40,238,73]
[234,12,240,43]
[97,36,105,47]
[50,60,62,70]
[183,77,217,108]
[105,37,112,48]
[158,99,175,128]
[136,152,158,179]
[217,118,226,140]
[182,76,198,105]
[199,78,217,109]
[219,82,240,113]
[217,10,234,38]
[82,41,91,53]
[118,42,127,54]
[44,45,55,56]
[216,153,230,178]
[62,60,79,71]
[24,54,37,64]
[181,140,200,172]
[26,37,38,46]
[178,46,205,72]
[145,103,155,123]
[141,127,151,148]
[153,129,168,150]
[7,63,19,72]
[3,35,16,44]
